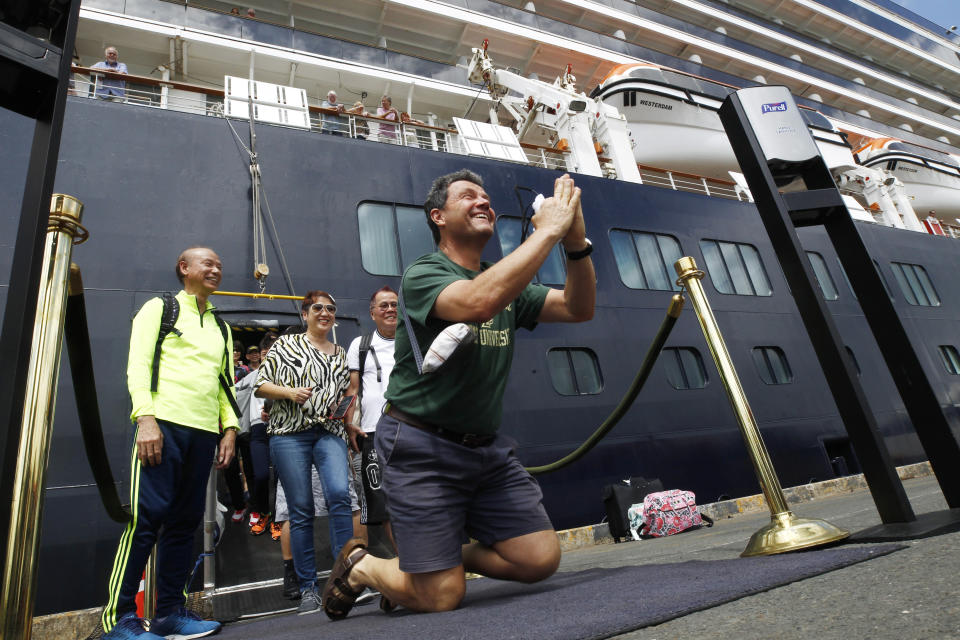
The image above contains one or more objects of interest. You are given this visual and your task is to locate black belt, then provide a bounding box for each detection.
[384,404,495,448]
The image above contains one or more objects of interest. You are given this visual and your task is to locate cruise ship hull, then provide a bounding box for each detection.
[5,97,959,616]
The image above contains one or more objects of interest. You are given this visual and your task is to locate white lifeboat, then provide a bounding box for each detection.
[591,63,856,180]
[855,138,960,222]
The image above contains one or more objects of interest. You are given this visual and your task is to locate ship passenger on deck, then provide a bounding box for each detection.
[91,46,128,102]
[376,95,399,142]
[320,169,595,618]
[348,101,371,139]
[321,90,348,136]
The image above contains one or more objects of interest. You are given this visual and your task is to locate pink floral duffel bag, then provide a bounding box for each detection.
[637,489,714,538]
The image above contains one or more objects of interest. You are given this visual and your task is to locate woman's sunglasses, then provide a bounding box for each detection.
[310,303,337,314]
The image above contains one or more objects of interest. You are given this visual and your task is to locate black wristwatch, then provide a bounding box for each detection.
[565,238,593,261]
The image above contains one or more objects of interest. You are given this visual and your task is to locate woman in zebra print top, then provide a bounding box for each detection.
[254,290,353,610]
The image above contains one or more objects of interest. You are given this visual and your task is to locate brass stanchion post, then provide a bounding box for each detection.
[1,195,87,638]
[674,256,849,556]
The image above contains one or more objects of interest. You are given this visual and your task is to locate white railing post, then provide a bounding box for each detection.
[701,177,711,197]
[159,66,171,110]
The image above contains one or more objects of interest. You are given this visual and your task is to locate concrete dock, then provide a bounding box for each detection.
[39,473,960,639]
[561,475,959,639]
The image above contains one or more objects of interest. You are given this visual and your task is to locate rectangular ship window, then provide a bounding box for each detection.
[358,202,434,276]
[497,216,566,285]
[662,347,708,390]
[752,346,793,384]
[610,229,682,291]
[547,348,603,395]
[700,239,772,296]
[938,345,960,375]
[890,262,940,306]
[806,251,839,300]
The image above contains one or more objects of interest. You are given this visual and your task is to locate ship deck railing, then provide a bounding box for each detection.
[71,67,751,201]
[635,163,746,201]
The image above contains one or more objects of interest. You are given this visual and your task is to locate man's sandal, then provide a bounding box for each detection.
[321,538,368,620]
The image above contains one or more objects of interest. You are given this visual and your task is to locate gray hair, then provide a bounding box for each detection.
[423,169,484,244]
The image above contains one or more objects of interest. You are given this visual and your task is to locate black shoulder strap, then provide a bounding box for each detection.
[150,292,181,392]
[359,332,381,383]
[399,274,425,374]
[213,311,242,420]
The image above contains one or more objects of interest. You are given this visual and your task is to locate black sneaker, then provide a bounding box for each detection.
[282,563,299,600]
[297,587,321,615]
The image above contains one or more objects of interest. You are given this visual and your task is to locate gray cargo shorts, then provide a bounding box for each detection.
[374,413,554,574]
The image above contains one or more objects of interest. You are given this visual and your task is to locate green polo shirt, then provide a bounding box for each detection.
[385,251,548,435]
[127,290,237,433]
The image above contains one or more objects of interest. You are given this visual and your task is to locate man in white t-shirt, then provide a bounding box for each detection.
[345,286,398,547]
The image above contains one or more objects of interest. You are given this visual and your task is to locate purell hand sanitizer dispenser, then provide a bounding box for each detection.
[736,86,822,187]
[718,85,960,533]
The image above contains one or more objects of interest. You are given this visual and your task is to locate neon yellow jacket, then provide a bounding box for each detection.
[127,290,238,432]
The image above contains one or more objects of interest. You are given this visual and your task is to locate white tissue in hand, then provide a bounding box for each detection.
[532,193,545,213]
[422,323,476,373]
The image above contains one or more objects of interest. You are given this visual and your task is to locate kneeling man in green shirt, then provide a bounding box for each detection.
[322,169,595,618]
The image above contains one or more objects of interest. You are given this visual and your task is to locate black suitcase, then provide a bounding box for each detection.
[601,477,665,542]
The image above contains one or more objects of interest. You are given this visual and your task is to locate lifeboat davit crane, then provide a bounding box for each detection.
[466,42,641,183]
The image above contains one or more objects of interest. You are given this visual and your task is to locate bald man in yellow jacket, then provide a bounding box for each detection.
[100,247,238,640]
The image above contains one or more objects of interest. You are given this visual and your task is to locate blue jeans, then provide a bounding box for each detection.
[270,426,353,590]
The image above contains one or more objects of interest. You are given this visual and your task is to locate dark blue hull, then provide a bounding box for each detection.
[2,98,959,615]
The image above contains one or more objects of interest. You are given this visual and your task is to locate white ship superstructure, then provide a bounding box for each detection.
[73,0,960,230]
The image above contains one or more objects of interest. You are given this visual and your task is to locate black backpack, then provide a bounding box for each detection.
[150,292,241,419]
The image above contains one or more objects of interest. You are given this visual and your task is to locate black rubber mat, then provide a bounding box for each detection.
[218,543,904,640]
